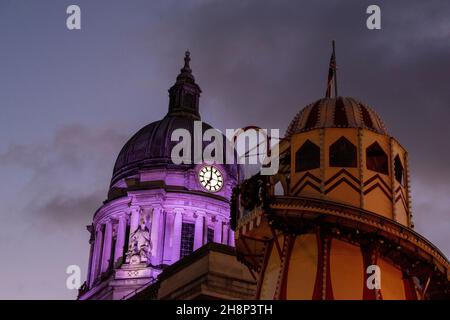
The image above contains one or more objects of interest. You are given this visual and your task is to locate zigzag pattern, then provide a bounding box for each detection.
[291,172,321,194]
[363,174,392,200]
[394,186,408,212]
[291,170,398,203]
[324,169,360,194]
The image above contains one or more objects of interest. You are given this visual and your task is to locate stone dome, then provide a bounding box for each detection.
[286,97,387,136]
[111,51,237,187]
[111,116,236,185]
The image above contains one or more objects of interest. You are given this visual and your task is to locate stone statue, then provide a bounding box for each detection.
[126,217,152,265]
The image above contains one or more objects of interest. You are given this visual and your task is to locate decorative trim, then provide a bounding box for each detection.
[358,128,364,208]
[277,235,295,300]
[312,229,324,300]
[403,276,418,300]
[389,138,396,220]
[363,182,392,200]
[363,174,391,191]
[266,196,449,269]
[295,181,322,194]
[291,172,321,194]
[404,151,413,227]
[319,128,326,198]
[362,244,379,300]
[395,189,408,213]
[270,227,283,260]
[325,177,360,194]
[312,230,334,300]
[325,168,360,186]
[256,241,274,299]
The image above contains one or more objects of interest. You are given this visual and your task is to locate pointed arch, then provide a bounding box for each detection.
[394,155,404,185]
[366,142,388,175]
[329,137,357,168]
[295,140,320,172]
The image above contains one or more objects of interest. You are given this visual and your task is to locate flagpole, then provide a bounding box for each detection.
[333,40,338,98]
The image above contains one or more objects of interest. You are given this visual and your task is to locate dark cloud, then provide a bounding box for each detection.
[145,0,450,256]
[0,124,128,225]
[1,0,449,297]
[34,190,104,226]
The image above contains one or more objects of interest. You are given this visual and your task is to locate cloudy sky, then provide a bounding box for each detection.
[0,0,449,299]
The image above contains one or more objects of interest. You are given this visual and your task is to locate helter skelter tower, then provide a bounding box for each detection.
[232,44,450,300]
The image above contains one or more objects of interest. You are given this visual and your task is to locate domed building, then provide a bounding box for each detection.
[78,52,245,300]
[233,87,450,298]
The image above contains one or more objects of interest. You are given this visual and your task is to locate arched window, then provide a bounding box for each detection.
[207,228,214,243]
[180,223,195,258]
[183,93,194,108]
[394,155,404,185]
[366,142,388,175]
[295,140,320,172]
[329,137,357,167]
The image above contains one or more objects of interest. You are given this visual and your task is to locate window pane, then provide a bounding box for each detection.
[394,155,404,185]
[207,228,214,243]
[330,137,357,167]
[366,142,388,175]
[180,223,195,259]
[296,140,320,172]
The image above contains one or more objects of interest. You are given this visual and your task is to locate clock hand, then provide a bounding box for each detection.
[206,172,213,185]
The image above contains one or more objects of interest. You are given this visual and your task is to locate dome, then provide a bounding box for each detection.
[111,51,237,187]
[111,116,236,185]
[286,97,387,136]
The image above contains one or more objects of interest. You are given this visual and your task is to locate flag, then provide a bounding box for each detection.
[325,47,336,98]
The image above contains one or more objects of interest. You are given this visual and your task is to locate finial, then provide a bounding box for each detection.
[167,50,202,120]
[182,50,191,72]
[325,40,338,98]
[333,40,338,98]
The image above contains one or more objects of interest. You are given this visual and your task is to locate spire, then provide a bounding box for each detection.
[181,50,192,73]
[167,51,202,120]
[325,40,338,98]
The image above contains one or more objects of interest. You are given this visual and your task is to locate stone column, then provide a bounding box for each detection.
[156,209,165,265]
[124,206,140,264]
[150,207,161,265]
[129,206,140,237]
[228,226,235,247]
[114,215,127,266]
[203,217,209,243]
[101,220,113,273]
[86,224,95,287]
[222,222,229,245]
[90,225,103,286]
[172,209,183,263]
[163,211,174,264]
[194,212,205,250]
[214,216,223,243]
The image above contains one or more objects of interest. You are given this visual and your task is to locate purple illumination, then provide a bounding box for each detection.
[78,52,237,300]
[80,170,235,300]
[2,1,450,299]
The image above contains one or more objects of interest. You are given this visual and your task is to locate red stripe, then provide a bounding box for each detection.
[362,245,378,300]
[364,174,392,192]
[295,181,322,194]
[256,241,273,299]
[403,277,418,300]
[325,177,360,194]
[278,236,295,300]
[363,182,392,200]
[312,231,334,300]
[291,172,321,193]
[325,168,360,185]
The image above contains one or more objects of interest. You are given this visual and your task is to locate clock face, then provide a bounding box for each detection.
[198,165,224,192]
